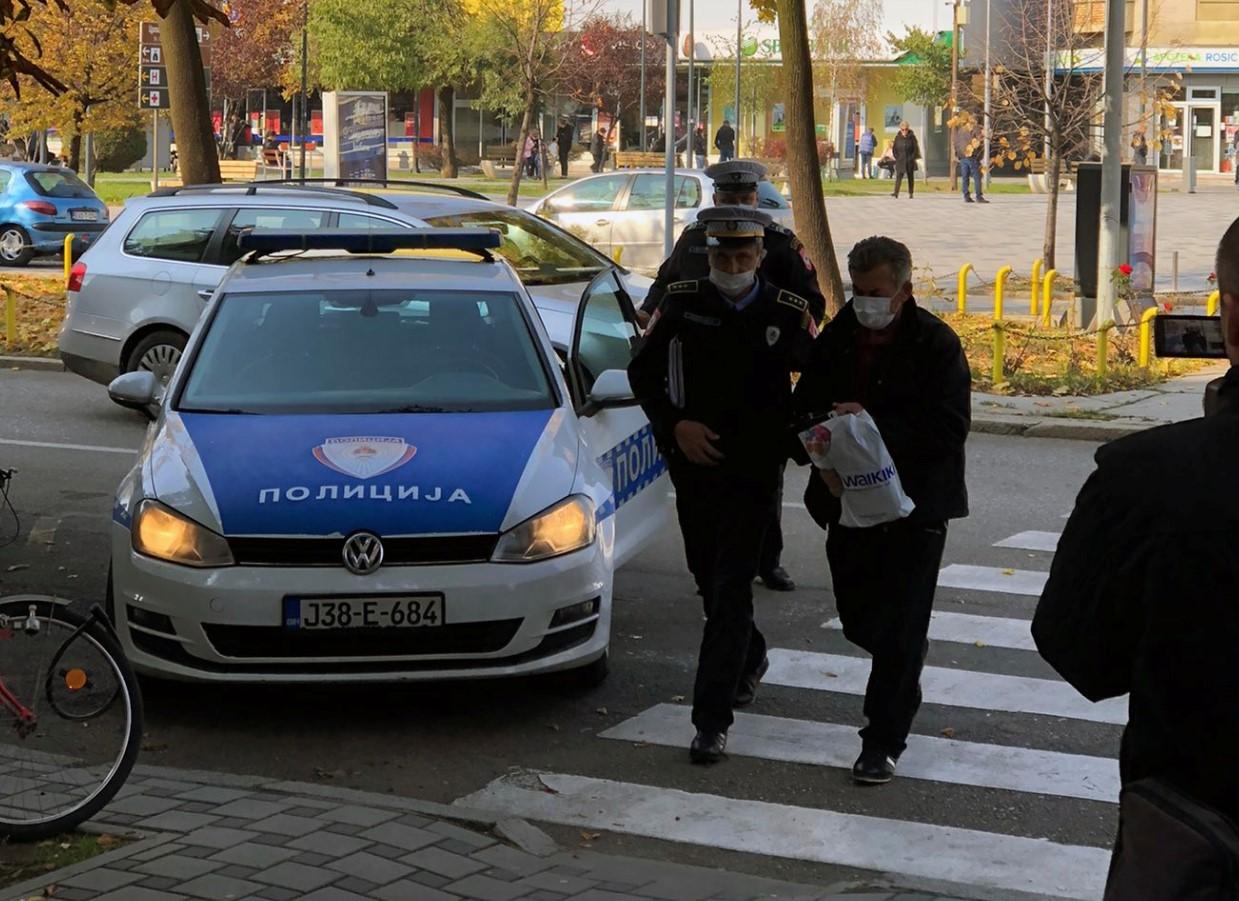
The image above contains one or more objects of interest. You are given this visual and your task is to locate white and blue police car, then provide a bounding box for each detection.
[105,228,671,684]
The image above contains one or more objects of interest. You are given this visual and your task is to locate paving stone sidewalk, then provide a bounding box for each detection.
[2,765,991,901]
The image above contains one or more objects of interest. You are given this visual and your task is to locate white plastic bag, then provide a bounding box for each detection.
[798,411,915,528]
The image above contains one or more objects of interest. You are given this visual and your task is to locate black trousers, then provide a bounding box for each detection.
[558,151,570,177]
[826,518,947,756]
[893,164,916,197]
[757,464,786,575]
[669,459,775,733]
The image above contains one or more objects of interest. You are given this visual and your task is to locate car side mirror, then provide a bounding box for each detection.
[583,368,637,417]
[108,371,163,420]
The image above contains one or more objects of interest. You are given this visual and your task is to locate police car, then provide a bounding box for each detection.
[105,229,671,683]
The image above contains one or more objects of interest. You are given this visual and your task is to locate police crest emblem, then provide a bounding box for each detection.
[766,326,781,346]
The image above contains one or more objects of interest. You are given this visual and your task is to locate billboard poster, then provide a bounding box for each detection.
[1128,167,1158,301]
[322,91,388,180]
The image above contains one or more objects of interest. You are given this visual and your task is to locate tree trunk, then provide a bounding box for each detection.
[775,0,845,316]
[438,85,458,178]
[68,108,83,171]
[1043,134,1062,271]
[161,0,219,184]
[507,99,534,207]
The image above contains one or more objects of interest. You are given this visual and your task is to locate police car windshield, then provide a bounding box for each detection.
[422,209,609,286]
[178,289,556,415]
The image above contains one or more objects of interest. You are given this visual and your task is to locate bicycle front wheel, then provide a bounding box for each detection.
[0,596,143,840]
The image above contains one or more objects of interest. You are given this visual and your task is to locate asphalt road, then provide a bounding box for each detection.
[0,368,1116,898]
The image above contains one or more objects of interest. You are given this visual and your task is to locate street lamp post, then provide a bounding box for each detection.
[298,0,308,182]
[984,0,992,189]
[640,2,647,150]
[1044,0,1053,158]
[1095,0,1126,326]
[687,0,694,144]
[735,0,741,153]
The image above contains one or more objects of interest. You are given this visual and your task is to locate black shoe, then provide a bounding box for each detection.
[759,567,795,592]
[978,196,990,204]
[964,195,974,203]
[690,729,727,764]
[852,748,897,785]
[734,656,770,707]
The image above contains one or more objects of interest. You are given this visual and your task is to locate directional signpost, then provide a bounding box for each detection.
[139,22,211,188]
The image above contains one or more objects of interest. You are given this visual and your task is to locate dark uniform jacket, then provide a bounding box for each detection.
[790,299,970,527]
[1033,365,1239,823]
[640,220,826,322]
[628,277,816,483]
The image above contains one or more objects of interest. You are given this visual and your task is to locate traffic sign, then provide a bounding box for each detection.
[140,89,167,110]
[140,44,162,64]
[140,66,166,87]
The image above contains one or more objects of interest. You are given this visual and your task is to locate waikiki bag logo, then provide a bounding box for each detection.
[313,437,417,480]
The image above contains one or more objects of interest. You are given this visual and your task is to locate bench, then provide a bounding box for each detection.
[1027,157,1079,193]
[614,150,684,169]
[480,146,518,179]
[218,159,263,182]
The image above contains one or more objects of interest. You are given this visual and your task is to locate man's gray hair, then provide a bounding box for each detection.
[848,235,913,286]
[1217,216,1239,298]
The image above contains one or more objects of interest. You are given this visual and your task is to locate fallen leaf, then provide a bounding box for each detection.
[594,706,608,716]
[629,635,643,640]
[823,671,838,678]
[6,564,29,572]
[96,834,119,847]
[1001,568,1016,576]
[580,830,601,841]
[670,694,685,703]
[941,727,956,738]
[58,842,70,850]
[974,641,987,648]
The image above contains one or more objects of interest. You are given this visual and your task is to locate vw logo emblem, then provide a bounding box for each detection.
[342,532,384,575]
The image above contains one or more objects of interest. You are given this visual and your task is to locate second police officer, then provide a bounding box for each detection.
[638,160,826,595]
[628,207,818,763]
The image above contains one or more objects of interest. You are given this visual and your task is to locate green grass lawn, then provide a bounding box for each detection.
[820,177,1031,196]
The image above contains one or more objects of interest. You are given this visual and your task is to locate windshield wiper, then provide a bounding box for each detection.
[378,404,454,413]
[180,407,257,415]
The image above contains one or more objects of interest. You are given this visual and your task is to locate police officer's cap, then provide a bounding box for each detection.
[704,159,768,191]
[698,205,773,240]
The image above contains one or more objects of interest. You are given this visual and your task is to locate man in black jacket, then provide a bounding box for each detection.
[791,235,970,784]
[628,207,817,765]
[555,119,575,178]
[714,120,736,162]
[1033,218,1239,836]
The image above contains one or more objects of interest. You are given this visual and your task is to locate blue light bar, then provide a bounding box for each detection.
[237,228,502,255]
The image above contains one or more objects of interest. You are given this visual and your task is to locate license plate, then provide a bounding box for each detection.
[283,595,444,630]
[70,209,98,222]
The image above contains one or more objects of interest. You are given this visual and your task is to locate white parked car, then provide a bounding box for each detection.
[105,228,671,684]
[528,168,794,273]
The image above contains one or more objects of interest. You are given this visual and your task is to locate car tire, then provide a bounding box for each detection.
[0,224,34,266]
[563,650,609,690]
[125,329,187,384]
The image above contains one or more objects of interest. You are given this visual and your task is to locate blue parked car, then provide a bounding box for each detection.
[0,162,109,266]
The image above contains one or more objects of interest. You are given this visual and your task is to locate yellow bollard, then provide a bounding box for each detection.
[4,286,14,348]
[957,262,974,315]
[1041,269,1058,327]
[992,322,1006,386]
[993,265,1013,321]
[612,246,623,265]
[1138,307,1159,368]
[63,233,74,288]
[1207,290,1220,316]
[1030,258,1044,317]
[1097,321,1114,379]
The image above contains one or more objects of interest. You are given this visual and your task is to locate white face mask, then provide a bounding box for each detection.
[709,267,757,298]
[853,295,897,330]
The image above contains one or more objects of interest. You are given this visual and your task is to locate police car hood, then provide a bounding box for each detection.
[150,409,575,538]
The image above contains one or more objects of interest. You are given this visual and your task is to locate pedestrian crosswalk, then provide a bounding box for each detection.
[458,525,1122,900]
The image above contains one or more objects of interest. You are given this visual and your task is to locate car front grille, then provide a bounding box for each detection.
[227,534,499,567]
[203,619,523,659]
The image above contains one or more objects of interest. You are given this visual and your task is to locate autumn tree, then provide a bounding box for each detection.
[473,0,592,205]
[810,0,881,126]
[886,26,953,109]
[210,0,299,110]
[0,0,145,176]
[563,14,662,155]
[751,0,844,315]
[706,21,783,157]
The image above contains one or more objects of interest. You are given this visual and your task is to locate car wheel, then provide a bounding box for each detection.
[563,650,609,690]
[126,330,187,384]
[0,224,34,266]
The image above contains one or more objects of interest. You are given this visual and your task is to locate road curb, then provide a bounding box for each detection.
[0,353,63,372]
[971,413,1163,442]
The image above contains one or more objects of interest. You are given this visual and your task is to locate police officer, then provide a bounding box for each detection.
[628,207,818,764]
[638,159,824,594]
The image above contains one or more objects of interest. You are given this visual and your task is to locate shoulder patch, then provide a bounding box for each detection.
[765,221,793,237]
[776,289,808,312]
[667,280,699,294]
[684,220,707,233]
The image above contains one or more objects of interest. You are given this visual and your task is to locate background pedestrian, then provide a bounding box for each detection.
[955,125,988,203]
[859,127,877,179]
[714,119,736,162]
[693,126,708,169]
[892,122,920,199]
[556,118,574,178]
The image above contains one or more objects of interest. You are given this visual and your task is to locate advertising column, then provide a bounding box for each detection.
[322,91,389,180]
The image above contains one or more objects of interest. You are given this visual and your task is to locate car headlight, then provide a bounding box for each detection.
[132,500,233,568]
[492,495,596,563]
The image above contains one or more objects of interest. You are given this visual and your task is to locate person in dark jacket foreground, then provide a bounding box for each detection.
[1033,218,1239,889]
[639,160,825,594]
[628,207,817,765]
[791,236,970,784]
